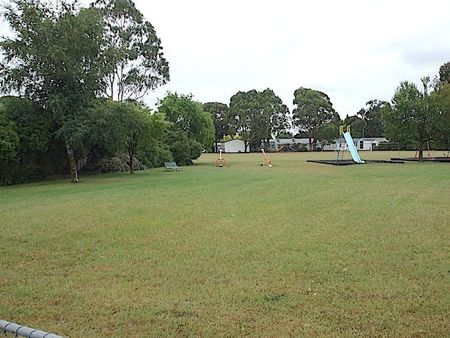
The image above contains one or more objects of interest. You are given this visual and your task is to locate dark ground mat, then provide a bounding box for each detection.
[307,159,404,166]
[391,157,450,162]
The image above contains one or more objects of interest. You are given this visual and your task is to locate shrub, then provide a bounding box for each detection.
[189,139,203,160]
[0,164,47,186]
[163,129,204,166]
[137,140,172,168]
[292,144,308,152]
[97,154,146,173]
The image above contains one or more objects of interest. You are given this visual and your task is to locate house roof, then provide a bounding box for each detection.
[352,138,388,142]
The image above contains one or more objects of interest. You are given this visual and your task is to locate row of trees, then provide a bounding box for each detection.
[0,0,214,184]
[205,61,450,161]
[204,87,341,152]
[0,0,449,185]
[0,90,214,185]
[383,68,450,160]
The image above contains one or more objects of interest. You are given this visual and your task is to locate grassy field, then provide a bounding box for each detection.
[1,151,449,337]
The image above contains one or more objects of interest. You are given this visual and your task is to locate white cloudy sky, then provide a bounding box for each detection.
[1,0,450,117]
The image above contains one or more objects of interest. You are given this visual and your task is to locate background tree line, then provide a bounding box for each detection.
[0,0,449,185]
[206,61,450,161]
[0,0,213,185]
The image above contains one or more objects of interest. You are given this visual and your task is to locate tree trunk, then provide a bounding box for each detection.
[308,137,312,151]
[128,147,134,174]
[418,141,424,162]
[65,141,79,183]
[244,140,248,153]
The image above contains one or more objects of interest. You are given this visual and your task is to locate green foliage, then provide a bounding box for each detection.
[81,99,121,162]
[228,91,254,151]
[228,89,289,151]
[106,100,153,174]
[136,112,173,168]
[163,128,203,165]
[293,87,339,149]
[137,140,172,168]
[158,93,214,149]
[203,102,229,151]
[0,96,52,155]
[439,61,450,84]
[253,89,290,148]
[96,154,145,173]
[317,122,339,147]
[93,0,169,101]
[290,143,308,152]
[373,142,402,151]
[276,130,294,139]
[356,100,387,137]
[343,115,365,138]
[1,1,106,109]
[189,139,203,160]
[0,0,108,181]
[0,163,47,186]
[222,134,241,142]
[433,83,450,149]
[0,105,19,163]
[382,81,441,160]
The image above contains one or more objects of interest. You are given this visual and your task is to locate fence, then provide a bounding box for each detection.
[1,320,63,338]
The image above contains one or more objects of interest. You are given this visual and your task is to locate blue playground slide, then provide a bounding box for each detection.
[343,132,365,164]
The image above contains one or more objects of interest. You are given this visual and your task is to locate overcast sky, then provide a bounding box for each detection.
[1,0,449,117]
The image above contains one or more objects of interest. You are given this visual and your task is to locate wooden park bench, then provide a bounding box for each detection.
[164,161,181,171]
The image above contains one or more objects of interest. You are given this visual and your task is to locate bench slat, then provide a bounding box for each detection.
[164,162,180,170]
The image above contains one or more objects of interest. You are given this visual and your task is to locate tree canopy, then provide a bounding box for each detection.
[382,81,441,160]
[93,0,169,101]
[439,61,450,84]
[105,100,153,174]
[0,105,19,163]
[158,93,214,149]
[228,90,256,152]
[292,87,339,150]
[0,0,107,182]
[203,102,229,152]
[0,2,448,185]
[356,100,387,138]
[228,89,289,151]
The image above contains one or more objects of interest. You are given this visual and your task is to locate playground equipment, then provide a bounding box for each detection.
[336,125,364,164]
[307,125,405,165]
[261,149,272,167]
[215,150,226,167]
[343,132,365,164]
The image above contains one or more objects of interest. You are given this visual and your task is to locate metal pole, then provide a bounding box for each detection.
[1,320,63,338]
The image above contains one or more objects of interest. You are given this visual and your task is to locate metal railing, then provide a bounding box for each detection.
[1,320,63,338]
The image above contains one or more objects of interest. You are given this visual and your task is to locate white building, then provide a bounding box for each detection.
[269,137,389,151]
[217,137,389,153]
[222,139,249,153]
[268,138,311,151]
[331,137,389,151]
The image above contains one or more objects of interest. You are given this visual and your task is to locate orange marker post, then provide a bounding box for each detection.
[261,149,272,167]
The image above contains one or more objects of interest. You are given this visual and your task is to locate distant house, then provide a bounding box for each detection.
[331,137,389,151]
[222,139,249,153]
[268,137,389,151]
[217,137,389,153]
[268,138,310,151]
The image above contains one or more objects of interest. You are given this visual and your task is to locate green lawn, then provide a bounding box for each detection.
[1,152,449,337]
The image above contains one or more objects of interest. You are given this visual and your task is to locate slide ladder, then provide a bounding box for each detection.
[336,150,344,162]
[343,132,365,164]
